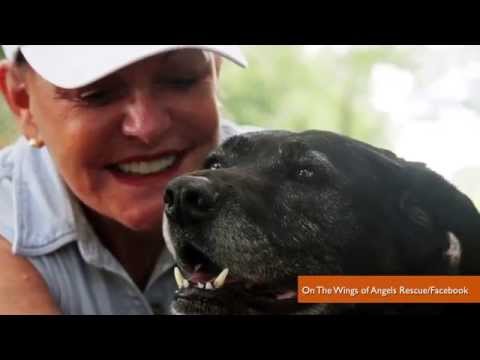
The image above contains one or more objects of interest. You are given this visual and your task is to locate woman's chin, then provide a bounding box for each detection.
[121,207,165,233]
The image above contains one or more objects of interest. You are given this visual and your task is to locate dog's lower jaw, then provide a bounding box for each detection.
[170,301,338,315]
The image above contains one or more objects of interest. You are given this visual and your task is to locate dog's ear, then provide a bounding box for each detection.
[402,162,480,274]
[353,141,480,274]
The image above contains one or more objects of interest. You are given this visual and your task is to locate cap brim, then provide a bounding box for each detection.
[20,45,247,89]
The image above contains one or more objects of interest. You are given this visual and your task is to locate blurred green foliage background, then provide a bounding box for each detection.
[219,45,413,148]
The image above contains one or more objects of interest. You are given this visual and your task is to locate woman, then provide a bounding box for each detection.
[0,45,250,314]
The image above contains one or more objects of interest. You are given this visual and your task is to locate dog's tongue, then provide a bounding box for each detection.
[276,290,297,300]
[189,272,215,283]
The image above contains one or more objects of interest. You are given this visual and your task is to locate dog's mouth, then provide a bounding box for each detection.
[172,244,301,314]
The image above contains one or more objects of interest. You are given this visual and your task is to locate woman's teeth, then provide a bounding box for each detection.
[115,155,177,175]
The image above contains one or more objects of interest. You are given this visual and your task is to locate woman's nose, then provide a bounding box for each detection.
[121,90,172,144]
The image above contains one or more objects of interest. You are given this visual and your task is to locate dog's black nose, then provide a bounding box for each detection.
[164,176,218,225]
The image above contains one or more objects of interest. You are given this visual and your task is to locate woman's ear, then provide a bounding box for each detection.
[0,60,41,142]
[0,60,29,116]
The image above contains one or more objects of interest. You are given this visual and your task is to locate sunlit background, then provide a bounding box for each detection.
[1,45,479,208]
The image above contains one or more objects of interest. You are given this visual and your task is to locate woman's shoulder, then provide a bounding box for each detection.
[0,138,26,243]
[0,138,23,173]
[0,138,77,255]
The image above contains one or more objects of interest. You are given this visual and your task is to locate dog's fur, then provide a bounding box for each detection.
[163,130,480,315]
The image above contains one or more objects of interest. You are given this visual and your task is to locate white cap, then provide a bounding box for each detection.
[2,45,247,89]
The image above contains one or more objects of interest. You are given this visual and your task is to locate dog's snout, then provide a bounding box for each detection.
[164,176,218,224]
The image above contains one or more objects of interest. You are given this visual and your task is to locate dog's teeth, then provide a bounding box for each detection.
[182,279,190,289]
[213,268,229,289]
[197,283,205,289]
[205,282,214,290]
[174,267,185,289]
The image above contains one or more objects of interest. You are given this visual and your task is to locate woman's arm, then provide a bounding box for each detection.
[0,236,62,315]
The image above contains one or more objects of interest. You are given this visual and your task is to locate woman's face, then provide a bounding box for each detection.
[23,49,221,231]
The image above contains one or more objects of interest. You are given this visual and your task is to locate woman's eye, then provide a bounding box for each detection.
[172,77,198,87]
[163,77,199,90]
[78,89,118,106]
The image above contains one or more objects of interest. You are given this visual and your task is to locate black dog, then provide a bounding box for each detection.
[162,130,480,315]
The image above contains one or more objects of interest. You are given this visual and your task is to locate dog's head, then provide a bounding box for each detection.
[163,130,480,315]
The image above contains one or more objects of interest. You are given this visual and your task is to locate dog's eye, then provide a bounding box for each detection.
[209,162,223,170]
[298,168,315,178]
[294,164,317,180]
[204,155,225,170]
[290,151,333,182]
